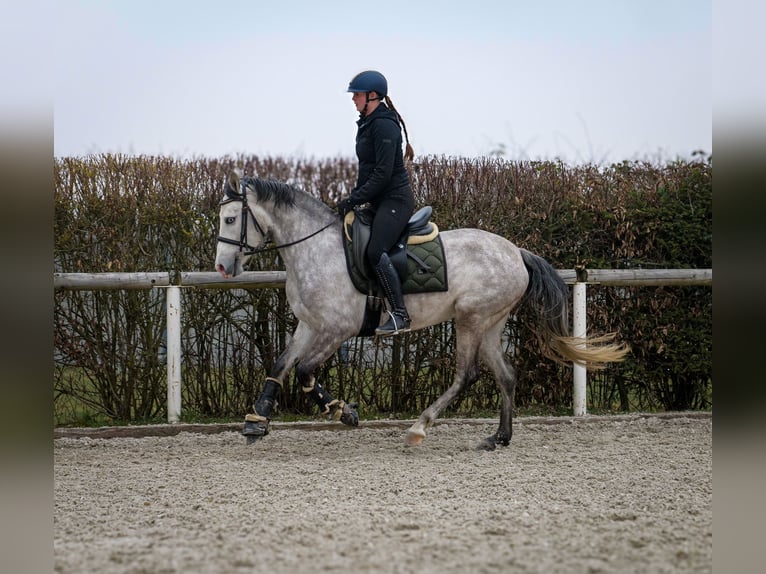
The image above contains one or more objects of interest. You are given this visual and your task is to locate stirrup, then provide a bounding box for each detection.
[375,311,411,336]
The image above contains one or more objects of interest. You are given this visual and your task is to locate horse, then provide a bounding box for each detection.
[215,171,628,450]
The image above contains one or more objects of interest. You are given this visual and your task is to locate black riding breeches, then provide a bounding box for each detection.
[366,196,414,266]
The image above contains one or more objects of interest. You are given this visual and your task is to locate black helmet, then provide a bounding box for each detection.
[347,70,388,98]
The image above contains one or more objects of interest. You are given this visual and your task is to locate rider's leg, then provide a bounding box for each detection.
[373,252,411,336]
[367,200,412,337]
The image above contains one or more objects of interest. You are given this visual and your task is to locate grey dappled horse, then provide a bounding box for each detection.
[215,171,628,450]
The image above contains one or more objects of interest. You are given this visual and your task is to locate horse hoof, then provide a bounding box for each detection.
[243,419,269,441]
[245,435,261,445]
[405,430,425,446]
[477,437,497,451]
[337,401,359,427]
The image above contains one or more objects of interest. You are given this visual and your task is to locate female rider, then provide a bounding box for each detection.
[242,71,414,438]
[337,70,415,336]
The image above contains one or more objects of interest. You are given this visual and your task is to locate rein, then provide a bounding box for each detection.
[216,185,334,256]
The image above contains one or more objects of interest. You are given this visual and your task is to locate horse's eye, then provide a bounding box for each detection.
[225,217,236,224]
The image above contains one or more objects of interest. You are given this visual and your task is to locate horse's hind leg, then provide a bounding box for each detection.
[477,317,518,450]
[406,326,482,446]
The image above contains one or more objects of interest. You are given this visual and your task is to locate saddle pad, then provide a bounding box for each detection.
[401,236,449,294]
[342,230,448,295]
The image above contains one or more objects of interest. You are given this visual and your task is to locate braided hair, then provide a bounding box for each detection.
[384,96,414,162]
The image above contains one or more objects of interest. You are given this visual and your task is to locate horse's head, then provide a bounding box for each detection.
[215,170,268,278]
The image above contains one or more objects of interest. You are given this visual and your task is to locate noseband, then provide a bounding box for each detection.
[216,182,334,256]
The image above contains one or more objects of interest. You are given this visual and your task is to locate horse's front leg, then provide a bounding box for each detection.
[295,334,359,428]
[243,321,357,443]
[243,321,315,442]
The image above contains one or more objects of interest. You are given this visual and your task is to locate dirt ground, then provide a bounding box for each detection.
[54,413,711,574]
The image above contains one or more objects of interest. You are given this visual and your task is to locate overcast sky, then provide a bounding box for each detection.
[53,0,712,164]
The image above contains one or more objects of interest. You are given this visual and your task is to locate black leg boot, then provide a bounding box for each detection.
[374,253,411,336]
[243,378,280,439]
[303,379,359,427]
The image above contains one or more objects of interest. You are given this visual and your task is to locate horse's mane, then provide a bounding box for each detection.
[239,177,333,217]
[240,177,297,208]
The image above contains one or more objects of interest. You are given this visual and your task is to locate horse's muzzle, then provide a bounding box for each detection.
[216,262,238,278]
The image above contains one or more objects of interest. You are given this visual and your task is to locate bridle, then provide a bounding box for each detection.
[216,183,334,256]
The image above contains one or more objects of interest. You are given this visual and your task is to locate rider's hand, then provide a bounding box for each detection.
[337,198,354,218]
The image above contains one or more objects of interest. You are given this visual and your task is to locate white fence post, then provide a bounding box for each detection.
[572,282,587,416]
[166,286,182,423]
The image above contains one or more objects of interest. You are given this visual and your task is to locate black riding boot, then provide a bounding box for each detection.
[374,253,411,336]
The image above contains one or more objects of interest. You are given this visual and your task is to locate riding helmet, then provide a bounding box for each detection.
[347,70,388,97]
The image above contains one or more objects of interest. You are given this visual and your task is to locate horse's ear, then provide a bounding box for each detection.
[228,170,241,193]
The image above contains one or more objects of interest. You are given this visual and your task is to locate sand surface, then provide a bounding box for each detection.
[54,414,712,573]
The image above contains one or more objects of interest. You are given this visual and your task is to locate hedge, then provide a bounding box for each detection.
[54,153,712,424]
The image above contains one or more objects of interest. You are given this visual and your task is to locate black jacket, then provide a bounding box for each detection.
[348,103,412,208]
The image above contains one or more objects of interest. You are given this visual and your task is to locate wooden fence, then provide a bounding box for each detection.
[54,269,713,422]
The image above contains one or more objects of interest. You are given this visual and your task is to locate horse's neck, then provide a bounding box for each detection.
[267,205,339,266]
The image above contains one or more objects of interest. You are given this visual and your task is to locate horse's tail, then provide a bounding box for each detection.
[519,249,629,368]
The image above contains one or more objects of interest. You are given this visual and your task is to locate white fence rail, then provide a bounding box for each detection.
[54,269,713,422]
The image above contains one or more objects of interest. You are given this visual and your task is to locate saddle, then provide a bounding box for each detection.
[342,206,449,296]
